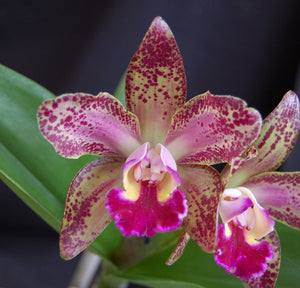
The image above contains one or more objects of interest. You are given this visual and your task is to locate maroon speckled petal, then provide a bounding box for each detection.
[125,17,186,144]
[179,164,222,252]
[166,230,190,265]
[243,231,281,288]
[215,222,274,280]
[59,157,124,260]
[166,92,262,165]
[106,184,187,237]
[243,171,300,230]
[37,92,141,158]
[228,91,300,187]
[221,146,258,188]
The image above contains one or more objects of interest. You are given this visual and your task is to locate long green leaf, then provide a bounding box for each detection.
[116,221,300,288]
[0,64,122,262]
[113,71,126,107]
[120,240,240,288]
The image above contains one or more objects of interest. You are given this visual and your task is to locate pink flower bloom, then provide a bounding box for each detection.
[37,17,262,260]
[215,91,300,287]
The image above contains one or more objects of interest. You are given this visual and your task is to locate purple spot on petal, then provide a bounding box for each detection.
[49,115,57,123]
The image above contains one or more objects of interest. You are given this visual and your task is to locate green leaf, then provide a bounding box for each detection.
[114,221,300,288]
[105,274,207,288]
[111,230,180,270]
[0,64,122,263]
[120,240,240,288]
[276,222,300,287]
[113,71,126,107]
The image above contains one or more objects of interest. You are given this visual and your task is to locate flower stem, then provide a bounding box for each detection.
[68,251,102,288]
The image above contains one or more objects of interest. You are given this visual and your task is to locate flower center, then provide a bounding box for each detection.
[219,187,275,242]
[105,142,187,237]
[122,142,181,202]
[133,148,166,184]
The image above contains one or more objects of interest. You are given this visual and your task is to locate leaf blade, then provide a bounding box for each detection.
[0,63,121,261]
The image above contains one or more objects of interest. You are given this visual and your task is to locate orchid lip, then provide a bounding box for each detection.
[106,143,187,237]
[215,186,276,280]
[215,222,274,280]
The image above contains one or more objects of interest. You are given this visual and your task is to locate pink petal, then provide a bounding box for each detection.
[106,184,187,237]
[59,157,124,259]
[37,92,141,158]
[166,92,262,165]
[179,164,222,252]
[219,189,253,223]
[123,142,149,176]
[215,222,274,280]
[125,17,186,144]
[235,187,275,241]
[221,146,258,188]
[228,91,300,186]
[243,172,300,230]
[159,143,177,171]
[166,230,190,265]
[243,231,281,288]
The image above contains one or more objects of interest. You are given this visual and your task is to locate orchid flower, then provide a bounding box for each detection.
[37,17,262,260]
[215,91,300,287]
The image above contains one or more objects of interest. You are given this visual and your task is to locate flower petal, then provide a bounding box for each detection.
[221,146,258,187]
[125,17,186,144]
[179,164,222,252]
[37,92,141,158]
[159,143,177,171]
[228,91,300,186]
[243,172,300,230]
[219,189,253,223]
[166,230,190,265]
[214,222,274,280]
[238,187,275,241]
[166,92,262,165]
[106,184,187,237]
[59,157,124,260]
[243,231,281,288]
[123,142,149,198]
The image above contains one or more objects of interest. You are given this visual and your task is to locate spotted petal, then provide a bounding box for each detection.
[179,164,222,252]
[59,157,124,260]
[228,91,300,187]
[243,172,300,230]
[243,231,281,288]
[38,92,141,158]
[166,230,190,265]
[166,92,262,165]
[126,17,186,144]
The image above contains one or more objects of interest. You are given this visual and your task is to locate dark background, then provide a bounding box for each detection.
[1,0,299,287]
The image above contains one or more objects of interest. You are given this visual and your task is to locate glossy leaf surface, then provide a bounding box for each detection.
[117,222,300,288]
[0,64,122,262]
